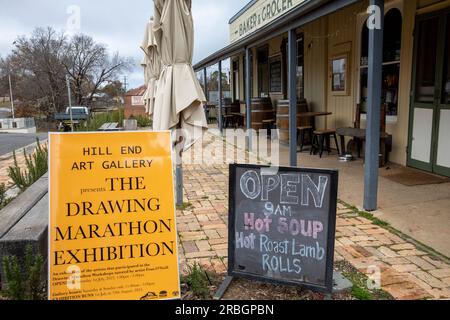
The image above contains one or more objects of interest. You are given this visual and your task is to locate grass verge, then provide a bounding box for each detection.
[336,261,394,300]
[338,200,450,263]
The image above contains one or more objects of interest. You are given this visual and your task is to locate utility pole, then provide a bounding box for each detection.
[66,75,74,132]
[123,76,128,94]
[121,76,128,125]
[8,74,15,120]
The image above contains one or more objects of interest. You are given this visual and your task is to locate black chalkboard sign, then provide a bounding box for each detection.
[269,56,282,93]
[228,164,339,293]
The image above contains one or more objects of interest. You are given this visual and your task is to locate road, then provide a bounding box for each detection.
[0,132,48,156]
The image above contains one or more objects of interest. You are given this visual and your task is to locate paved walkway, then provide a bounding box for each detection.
[177,132,450,300]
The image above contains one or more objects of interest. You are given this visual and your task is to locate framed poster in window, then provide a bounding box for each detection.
[331,54,349,95]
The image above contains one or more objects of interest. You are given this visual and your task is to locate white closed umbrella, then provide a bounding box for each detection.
[152,0,207,150]
[141,17,161,115]
[151,0,208,205]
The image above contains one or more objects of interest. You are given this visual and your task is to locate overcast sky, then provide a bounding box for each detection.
[0,0,246,88]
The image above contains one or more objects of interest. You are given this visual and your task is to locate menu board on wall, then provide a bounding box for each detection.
[269,56,282,93]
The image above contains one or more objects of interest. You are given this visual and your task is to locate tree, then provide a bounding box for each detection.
[101,80,124,99]
[0,27,132,119]
[207,70,230,92]
[64,34,132,106]
[0,27,68,117]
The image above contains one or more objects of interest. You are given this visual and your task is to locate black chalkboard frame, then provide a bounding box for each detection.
[227,163,339,294]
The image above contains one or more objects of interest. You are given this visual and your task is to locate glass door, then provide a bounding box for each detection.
[434,13,450,177]
[408,10,450,177]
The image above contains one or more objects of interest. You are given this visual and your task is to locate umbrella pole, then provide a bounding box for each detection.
[176,160,183,206]
[175,125,183,206]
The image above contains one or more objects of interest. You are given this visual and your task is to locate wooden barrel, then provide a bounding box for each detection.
[251,98,274,130]
[276,99,311,144]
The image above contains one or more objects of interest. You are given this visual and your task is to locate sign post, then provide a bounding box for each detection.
[48,131,180,300]
[216,164,339,298]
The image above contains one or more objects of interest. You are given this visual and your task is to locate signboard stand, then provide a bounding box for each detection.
[213,276,234,300]
[213,272,352,300]
[215,164,351,300]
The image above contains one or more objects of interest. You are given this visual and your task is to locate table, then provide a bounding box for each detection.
[299,111,332,118]
[298,112,332,131]
[336,127,390,166]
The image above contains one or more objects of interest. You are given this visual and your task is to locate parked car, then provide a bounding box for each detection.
[55,106,90,131]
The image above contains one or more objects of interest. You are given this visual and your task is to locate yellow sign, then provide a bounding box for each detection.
[48,131,180,300]
[229,0,309,43]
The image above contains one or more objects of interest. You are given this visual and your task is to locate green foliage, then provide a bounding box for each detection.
[0,183,6,206]
[336,261,393,301]
[0,183,12,210]
[2,245,45,300]
[136,115,152,128]
[111,108,125,125]
[8,138,48,192]
[76,113,109,132]
[176,202,193,211]
[76,109,124,132]
[182,263,210,299]
[351,285,373,300]
[339,201,391,228]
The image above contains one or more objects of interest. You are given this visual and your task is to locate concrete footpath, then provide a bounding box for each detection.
[177,132,450,300]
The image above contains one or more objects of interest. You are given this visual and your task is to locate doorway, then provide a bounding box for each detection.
[408,9,450,177]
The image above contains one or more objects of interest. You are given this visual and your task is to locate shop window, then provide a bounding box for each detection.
[221,58,232,101]
[360,8,402,116]
[257,47,269,98]
[283,34,304,100]
[443,14,450,104]
[196,70,205,91]
[232,59,240,101]
[206,64,219,105]
[269,55,282,93]
[297,35,305,100]
[414,18,438,103]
